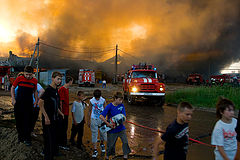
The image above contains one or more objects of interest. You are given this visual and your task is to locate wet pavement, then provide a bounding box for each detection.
[0,85,218,160]
[116,102,216,160]
[78,101,216,160]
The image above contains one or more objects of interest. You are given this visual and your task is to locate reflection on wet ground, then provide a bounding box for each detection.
[1,94,217,160]
[119,102,216,160]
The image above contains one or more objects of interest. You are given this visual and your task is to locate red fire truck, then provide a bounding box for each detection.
[186,74,204,85]
[123,63,165,106]
[0,66,15,87]
[78,69,95,87]
[210,74,231,85]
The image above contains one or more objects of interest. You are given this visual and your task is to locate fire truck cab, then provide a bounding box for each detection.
[78,69,95,87]
[123,63,165,106]
[210,74,231,85]
[186,74,204,85]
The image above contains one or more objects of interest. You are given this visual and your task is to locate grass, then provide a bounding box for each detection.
[166,85,240,109]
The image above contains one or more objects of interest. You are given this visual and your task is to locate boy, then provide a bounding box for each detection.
[11,66,38,145]
[153,102,194,160]
[70,91,86,149]
[31,83,45,137]
[39,71,64,160]
[88,89,107,157]
[100,92,131,160]
[58,76,73,150]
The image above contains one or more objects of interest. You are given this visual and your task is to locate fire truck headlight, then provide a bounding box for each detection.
[132,87,138,92]
[160,87,164,91]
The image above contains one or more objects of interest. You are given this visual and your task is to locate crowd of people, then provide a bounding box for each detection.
[10,65,240,160]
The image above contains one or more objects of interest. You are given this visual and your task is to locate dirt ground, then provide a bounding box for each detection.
[0,83,193,160]
[0,83,127,160]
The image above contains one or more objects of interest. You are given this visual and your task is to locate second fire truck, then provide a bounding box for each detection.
[78,69,95,87]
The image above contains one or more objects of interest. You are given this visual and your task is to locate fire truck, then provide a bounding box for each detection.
[186,74,204,85]
[0,66,15,87]
[78,69,95,87]
[210,74,231,85]
[123,63,165,106]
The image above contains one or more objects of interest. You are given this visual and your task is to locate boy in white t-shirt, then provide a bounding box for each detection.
[70,91,87,149]
[88,89,107,158]
[211,97,237,160]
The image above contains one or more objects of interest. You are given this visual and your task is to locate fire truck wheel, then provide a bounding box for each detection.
[127,94,135,105]
[159,97,165,107]
[123,92,127,100]
[189,80,193,85]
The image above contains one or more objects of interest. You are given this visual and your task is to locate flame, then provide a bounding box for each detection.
[0,0,239,75]
[0,24,16,43]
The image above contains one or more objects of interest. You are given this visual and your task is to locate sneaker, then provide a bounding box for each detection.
[70,140,76,146]
[92,150,98,158]
[59,145,70,150]
[31,133,37,137]
[23,141,32,146]
[17,139,23,144]
[100,144,105,153]
[54,152,63,157]
[40,151,44,157]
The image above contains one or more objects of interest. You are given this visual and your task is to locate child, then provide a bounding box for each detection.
[39,71,64,160]
[153,102,193,160]
[70,91,86,149]
[100,92,131,160]
[88,89,107,158]
[211,97,237,160]
[11,66,38,146]
[234,108,240,160]
[58,76,73,150]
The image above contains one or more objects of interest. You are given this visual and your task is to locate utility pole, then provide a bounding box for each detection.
[29,39,38,66]
[36,37,40,81]
[115,44,118,84]
[29,38,40,80]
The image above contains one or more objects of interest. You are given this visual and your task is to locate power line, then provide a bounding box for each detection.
[40,49,114,60]
[39,41,115,54]
[40,40,117,50]
[118,48,143,61]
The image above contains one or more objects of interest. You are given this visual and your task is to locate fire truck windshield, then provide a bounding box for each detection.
[132,71,157,79]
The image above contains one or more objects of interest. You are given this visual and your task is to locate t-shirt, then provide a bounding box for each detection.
[58,86,69,115]
[13,75,37,102]
[15,83,43,107]
[161,120,189,160]
[101,103,126,133]
[72,101,85,123]
[211,118,237,151]
[236,112,240,141]
[90,97,105,119]
[40,85,60,123]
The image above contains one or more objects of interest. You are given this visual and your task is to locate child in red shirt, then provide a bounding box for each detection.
[58,76,73,149]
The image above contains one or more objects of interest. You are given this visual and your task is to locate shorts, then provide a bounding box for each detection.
[214,149,237,160]
[90,118,107,143]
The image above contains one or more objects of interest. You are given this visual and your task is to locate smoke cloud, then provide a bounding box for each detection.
[1,0,240,78]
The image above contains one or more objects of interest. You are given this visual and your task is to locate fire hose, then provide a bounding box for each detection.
[125,120,215,148]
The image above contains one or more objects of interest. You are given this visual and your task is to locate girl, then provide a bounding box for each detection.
[211,97,237,160]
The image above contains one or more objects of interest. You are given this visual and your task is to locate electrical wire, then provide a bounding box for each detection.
[39,41,115,54]
[118,48,144,62]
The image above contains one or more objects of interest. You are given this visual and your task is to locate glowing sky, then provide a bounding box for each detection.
[0,0,239,74]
